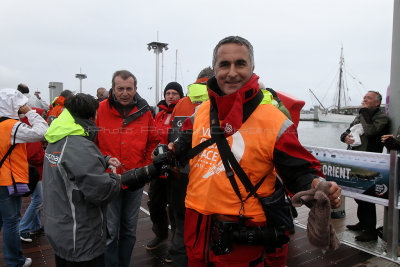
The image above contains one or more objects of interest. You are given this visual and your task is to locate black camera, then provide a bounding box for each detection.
[152,144,176,175]
[121,144,175,191]
[210,220,289,255]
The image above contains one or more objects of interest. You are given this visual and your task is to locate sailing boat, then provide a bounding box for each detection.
[312,47,357,123]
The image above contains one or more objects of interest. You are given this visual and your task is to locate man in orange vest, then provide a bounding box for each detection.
[169,36,343,267]
[0,88,48,267]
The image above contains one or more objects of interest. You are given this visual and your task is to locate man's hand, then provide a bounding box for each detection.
[312,179,342,209]
[168,142,175,152]
[34,92,41,99]
[344,134,354,145]
[18,104,31,114]
[108,157,121,168]
[381,134,394,143]
[327,181,342,209]
[151,149,156,160]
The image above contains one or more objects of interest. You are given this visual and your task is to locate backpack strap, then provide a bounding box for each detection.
[7,122,24,193]
[123,105,150,126]
[0,118,20,168]
[0,145,16,168]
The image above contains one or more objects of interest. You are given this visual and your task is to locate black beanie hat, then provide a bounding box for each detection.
[164,82,183,98]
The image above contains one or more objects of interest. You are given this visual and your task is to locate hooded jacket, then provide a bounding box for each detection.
[0,89,47,186]
[46,96,66,125]
[42,109,120,262]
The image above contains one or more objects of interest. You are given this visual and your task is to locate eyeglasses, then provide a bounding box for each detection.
[165,91,179,97]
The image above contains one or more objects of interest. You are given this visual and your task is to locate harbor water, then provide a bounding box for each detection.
[297,121,349,149]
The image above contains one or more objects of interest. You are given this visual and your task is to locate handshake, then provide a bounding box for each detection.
[121,144,177,191]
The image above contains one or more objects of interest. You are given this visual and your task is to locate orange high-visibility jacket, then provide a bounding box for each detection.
[186,101,288,222]
[0,119,28,186]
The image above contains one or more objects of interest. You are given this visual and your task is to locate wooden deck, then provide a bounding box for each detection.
[1,186,399,266]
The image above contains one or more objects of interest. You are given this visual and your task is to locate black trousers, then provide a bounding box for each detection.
[55,254,104,267]
[168,173,189,266]
[147,178,173,239]
[355,199,376,231]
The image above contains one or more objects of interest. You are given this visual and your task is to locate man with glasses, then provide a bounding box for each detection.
[146,82,183,261]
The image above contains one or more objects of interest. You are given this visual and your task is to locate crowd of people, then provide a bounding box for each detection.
[0,35,396,267]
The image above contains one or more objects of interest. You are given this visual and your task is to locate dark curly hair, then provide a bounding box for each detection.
[65,93,99,120]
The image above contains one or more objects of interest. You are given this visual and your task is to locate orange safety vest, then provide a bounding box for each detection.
[0,119,28,186]
[186,101,288,222]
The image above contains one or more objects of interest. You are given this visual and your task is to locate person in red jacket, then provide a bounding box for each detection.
[19,108,46,243]
[170,67,213,127]
[95,70,160,267]
[46,90,73,125]
[146,82,183,256]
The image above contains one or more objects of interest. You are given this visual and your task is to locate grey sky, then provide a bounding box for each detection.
[0,0,393,108]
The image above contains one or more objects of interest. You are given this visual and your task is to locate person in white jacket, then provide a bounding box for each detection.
[0,88,48,267]
[17,83,49,111]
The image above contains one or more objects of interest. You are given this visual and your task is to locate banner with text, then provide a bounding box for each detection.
[304,146,390,200]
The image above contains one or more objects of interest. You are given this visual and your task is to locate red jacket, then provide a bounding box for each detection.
[47,96,66,124]
[21,107,45,180]
[155,99,179,145]
[95,94,160,175]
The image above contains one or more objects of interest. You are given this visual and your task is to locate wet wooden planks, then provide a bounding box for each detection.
[0,190,397,266]
[287,226,374,267]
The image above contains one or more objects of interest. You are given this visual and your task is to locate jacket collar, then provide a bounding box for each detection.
[45,109,98,143]
[206,74,260,136]
[157,99,179,113]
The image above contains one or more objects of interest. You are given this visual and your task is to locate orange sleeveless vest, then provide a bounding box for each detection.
[0,119,28,186]
[186,101,288,222]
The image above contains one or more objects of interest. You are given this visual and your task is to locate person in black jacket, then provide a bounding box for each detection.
[341,91,389,242]
[382,127,400,151]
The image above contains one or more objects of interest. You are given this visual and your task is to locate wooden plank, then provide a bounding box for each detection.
[0,190,397,267]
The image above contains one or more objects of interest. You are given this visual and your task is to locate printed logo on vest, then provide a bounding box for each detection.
[194,129,245,179]
[224,123,233,134]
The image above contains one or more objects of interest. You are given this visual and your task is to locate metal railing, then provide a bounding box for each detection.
[386,150,399,260]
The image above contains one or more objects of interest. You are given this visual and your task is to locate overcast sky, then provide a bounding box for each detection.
[0,0,394,108]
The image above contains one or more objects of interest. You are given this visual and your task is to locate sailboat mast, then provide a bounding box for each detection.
[337,46,344,113]
[175,49,178,82]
